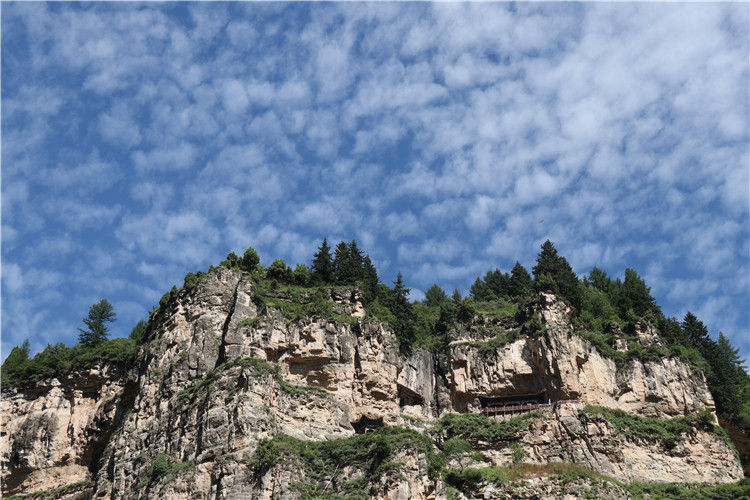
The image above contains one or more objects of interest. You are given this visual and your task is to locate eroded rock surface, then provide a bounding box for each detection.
[1,269,741,498]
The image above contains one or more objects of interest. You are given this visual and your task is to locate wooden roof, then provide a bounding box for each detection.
[478,391,546,407]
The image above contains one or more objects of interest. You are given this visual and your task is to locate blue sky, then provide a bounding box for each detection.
[2,2,749,365]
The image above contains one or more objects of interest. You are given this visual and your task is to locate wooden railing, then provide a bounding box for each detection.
[479,399,583,415]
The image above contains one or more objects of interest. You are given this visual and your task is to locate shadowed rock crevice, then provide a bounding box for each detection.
[216,279,242,368]
[1,270,743,499]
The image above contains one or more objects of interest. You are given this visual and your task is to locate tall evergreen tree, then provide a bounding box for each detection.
[532,240,582,309]
[423,284,449,308]
[348,240,364,274]
[311,238,333,284]
[78,299,116,347]
[682,312,710,351]
[508,261,532,299]
[708,332,748,417]
[484,268,510,299]
[469,277,488,301]
[129,319,148,345]
[333,241,352,284]
[618,268,659,319]
[0,339,30,386]
[657,316,690,347]
[360,255,380,303]
[391,272,415,343]
[584,267,615,295]
[333,240,367,284]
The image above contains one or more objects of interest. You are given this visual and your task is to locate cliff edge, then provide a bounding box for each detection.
[2,267,743,499]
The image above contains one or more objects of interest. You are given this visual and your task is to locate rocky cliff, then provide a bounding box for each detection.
[1,267,743,498]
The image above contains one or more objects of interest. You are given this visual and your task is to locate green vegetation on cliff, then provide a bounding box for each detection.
[444,463,750,499]
[3,239,748,439]
[580,405,736,455]
[1,337,137,388]
[252,426,436,499]
[437,411,542,444]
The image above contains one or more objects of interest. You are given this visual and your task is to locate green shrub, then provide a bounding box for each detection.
[444,466,509,491]
[437,411,541,443]
[242,247,260,272]
[1,338,138,389]
[625,477,750,499]
[176,357,325,408]
[146,453,170,484]
[292,264,312,286]
[4,480,94,500]
[510,441,524,464]
[141,454,194,488]
[580,406,727,446]
[251,283,336,323]
[251,427,437,499]
[268,259,292,282]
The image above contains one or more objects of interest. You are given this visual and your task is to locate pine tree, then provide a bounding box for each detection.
[1,339,30,386]
[242,247,260,272]
[360,255,380,303]
[391,272,415,343]
[508,261,532,299]
[129,319,148,345]
[484,269,510,299]
[423,284,448,308]
[333,241,352,284]
[311,238,333,284]
[657,316,690,347]
[469,277,488,301]
[532,240,582,309]
[348,240,365,277]
[682,312,710,351]
[704,332,749,419]
[78,299,116,347]
[584,267,615,296]
[618,268,659,319]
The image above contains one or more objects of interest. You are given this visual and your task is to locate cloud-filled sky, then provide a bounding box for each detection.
[2,2,749,364]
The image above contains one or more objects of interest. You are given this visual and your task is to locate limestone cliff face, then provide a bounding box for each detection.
[489,403,739,484]
[1,269,742,498]
[446,292,714,419]
[0,365,132,496]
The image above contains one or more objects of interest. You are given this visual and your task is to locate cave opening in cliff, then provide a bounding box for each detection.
[350,414,384,434]
[397,385,424,409]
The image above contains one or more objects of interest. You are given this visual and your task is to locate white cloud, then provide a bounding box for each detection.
[316,44,350,99]
[131,142,198,173]
[2,2,748,363]
[99,103,142,148]
[222,79,249,114]
[514,169,564,205]
[42,150,122,194]
[2,263,25,294]
[295,202,344,233]
[384,211,420,240]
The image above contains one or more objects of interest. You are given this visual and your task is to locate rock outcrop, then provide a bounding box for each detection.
[0,365,132,496]
[1,268,743,498]
[446,293,714,419]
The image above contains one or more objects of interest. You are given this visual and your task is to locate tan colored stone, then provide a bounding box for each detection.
[1,272,742,499]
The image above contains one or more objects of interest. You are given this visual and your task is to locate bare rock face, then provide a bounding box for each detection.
[0,366,131,496]
[482,403,743,484]
[1,271,742,498]
[452,475,633,500]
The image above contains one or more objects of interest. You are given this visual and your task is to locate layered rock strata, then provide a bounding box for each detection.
[1,268,740,499]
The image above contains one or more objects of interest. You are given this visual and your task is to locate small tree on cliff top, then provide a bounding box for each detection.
[78,299,116,347]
